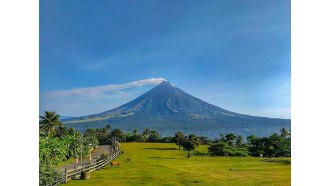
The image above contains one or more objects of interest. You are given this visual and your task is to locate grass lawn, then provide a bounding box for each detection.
[65,143,290,186]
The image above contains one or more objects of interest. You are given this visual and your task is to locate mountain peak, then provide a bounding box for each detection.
[157,80,175,87]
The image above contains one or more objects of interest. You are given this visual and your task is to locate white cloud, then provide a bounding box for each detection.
[46,78,166,98]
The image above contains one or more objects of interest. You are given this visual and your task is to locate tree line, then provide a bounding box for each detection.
[172,128,290,158]
[92,126,290,159]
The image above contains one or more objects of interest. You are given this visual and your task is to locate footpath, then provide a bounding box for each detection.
[57,145,114,173]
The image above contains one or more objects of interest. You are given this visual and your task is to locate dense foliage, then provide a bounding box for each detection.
[207,129,291,157]
[207,133,249,156]
[208,142,249,156]
[246,128,291,157]
[83,124,111,144]
[124,129,163,142]
[39,166,62,186]
[39,132,96,185]
[39,112,99,186]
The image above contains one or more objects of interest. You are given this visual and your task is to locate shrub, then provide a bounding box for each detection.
[208,142,249,156]
[39,166,62,186]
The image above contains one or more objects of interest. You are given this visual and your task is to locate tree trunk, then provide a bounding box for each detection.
[187,151,191,158]
[179,144,181,150]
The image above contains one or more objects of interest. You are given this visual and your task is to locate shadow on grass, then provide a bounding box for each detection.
[149,156,176,159]
[143,147,177,150]
[262,158,291,165]
[193,151,209,156]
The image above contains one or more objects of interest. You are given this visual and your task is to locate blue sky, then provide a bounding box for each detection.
[40,0,290,119]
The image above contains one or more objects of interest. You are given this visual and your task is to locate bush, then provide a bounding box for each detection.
[247,134,291,157]
[208,142,249,156]
[39,166,62,186]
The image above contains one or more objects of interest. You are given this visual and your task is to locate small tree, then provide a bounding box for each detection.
[182,134,199,158]
[183,140,196,158]
[174,132,185,149]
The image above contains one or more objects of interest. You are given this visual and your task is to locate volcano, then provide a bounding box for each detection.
[63,81,290,137]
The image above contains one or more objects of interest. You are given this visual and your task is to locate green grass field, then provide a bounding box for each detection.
[65,143,290,186]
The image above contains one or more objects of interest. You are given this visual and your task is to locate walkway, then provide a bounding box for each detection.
[57,145,114,174]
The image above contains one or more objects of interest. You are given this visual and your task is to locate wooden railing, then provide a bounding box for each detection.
[46,146,120,186]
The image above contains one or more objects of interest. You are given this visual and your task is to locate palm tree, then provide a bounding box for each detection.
[142,128,151,141]
[280,128,289,138]
[39,111,62,136]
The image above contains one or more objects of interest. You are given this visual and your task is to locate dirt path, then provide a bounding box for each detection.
[57,145,114,173]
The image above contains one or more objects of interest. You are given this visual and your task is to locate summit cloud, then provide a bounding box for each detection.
[46,78,166,98]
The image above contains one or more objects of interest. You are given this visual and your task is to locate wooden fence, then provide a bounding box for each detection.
[46,147,120,186]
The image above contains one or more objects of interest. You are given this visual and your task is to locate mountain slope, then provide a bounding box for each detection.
[63,81,290,137]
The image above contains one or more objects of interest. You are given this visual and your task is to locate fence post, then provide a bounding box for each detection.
[64,168,68,183]
[74,165,78,179]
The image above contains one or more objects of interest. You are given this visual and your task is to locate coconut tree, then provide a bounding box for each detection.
[142,128,151,141]
[39,111,62,136]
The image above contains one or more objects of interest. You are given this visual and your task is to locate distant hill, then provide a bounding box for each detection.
[63,81,290,137]
[60,115,75,120]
